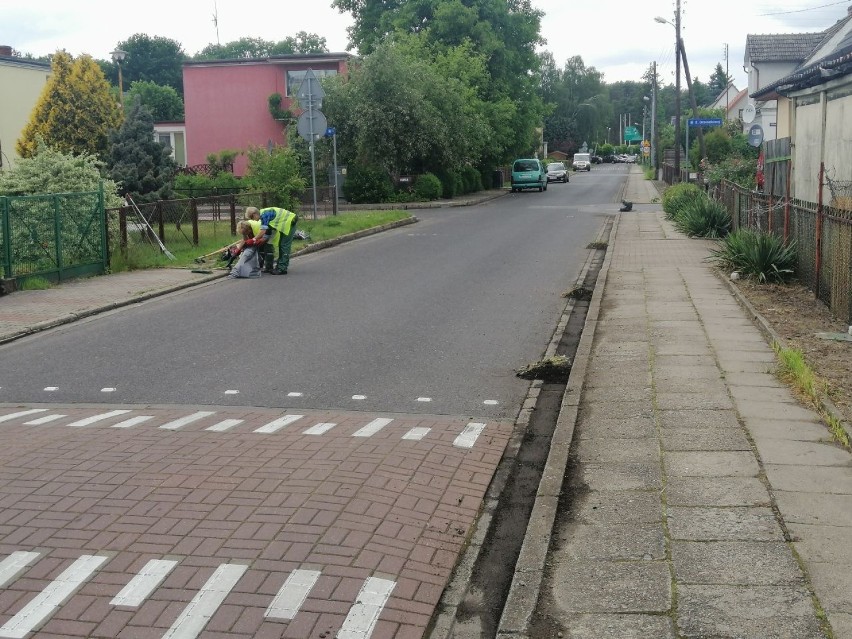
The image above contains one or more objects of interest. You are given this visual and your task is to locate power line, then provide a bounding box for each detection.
[757,0,847,17]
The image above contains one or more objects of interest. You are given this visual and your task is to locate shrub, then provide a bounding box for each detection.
[342,165,393,204]
[709,229,797,283]
[438,169,463,199]
[704,156,758,190]
[460,166,482,194]
[413,173,442,201]
[243,145,305,210]
[662,182,705,220]
[673,198,731,238]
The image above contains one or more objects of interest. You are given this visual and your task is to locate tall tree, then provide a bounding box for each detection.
[105,97,176,203]
[126,80,184,121]
[194,33,329,60]
[708,62,732,98]
[112,34,186,96]
[17,51,123,159]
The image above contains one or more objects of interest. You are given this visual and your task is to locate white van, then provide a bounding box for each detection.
[572,153,591,171]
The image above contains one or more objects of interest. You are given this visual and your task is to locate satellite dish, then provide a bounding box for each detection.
[743,103,756,124]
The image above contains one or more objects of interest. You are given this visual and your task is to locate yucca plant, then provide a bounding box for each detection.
[662,182,705,220]
[673,197,732,238]
[709,229,797,283]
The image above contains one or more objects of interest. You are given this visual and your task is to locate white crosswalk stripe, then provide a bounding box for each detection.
[0,409,47,423]
[454,422,486,448]
[0,552,39,588]
[337,577,396,639]
[159,411,216,430]
[254,414,303,433]
[205,418,243,432]
[161,563,248,639]
[67,410,131,427]
[24,414,66,425]
[265,569,321,620]
[303,422,336,435]
[352,417,393,437]
[111,559,178,607]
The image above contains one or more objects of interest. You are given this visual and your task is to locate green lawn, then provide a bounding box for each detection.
[109,211,413,272]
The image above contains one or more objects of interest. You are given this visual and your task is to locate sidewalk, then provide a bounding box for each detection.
[499,165,852,638]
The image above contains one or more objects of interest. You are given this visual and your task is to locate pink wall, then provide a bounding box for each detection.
[184,59,347,176]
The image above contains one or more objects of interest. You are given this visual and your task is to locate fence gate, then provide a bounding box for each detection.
[0,187,107,285]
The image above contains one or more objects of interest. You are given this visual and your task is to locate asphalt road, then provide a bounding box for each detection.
[1,165,627,418]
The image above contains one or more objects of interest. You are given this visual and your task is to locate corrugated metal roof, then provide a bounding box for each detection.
[746,32,826,62]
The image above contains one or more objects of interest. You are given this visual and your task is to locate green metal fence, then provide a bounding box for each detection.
[0,187,107,283]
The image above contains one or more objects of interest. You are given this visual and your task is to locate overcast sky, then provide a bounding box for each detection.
[1,0,849,92]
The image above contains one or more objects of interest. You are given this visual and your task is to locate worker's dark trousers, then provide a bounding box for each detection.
[261,225,297,273]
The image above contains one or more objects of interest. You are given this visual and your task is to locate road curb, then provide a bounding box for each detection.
[495,214,617,637]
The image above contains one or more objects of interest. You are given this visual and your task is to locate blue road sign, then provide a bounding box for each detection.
[688,118,723,127]
[325,127,336,137]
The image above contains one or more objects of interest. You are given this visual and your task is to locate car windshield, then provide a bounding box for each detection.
[514,160,539,171]
[547,163,565,171]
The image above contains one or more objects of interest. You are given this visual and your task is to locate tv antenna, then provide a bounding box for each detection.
[212,1,220,45]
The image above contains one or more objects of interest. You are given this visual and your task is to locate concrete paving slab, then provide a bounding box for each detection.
[658,409,741,430]
[655,355,719,368]
[654,365,724,381]
[550,560,671,613]
[584,369,653,389]
[744,417,829,441]
[671,541,804,585]
[667,506,784,541]
[559,523,666,560]
[655,392,735,411]
[826,611,852,638]
[567,490,663,525]
[736,400,819,422]
[755,440,851,466]
[570,462,663,491]
[572,438,660,464]
[788,523,852,563]
[676,584,826,639]
[560,613,676,639]
[806,561,852,611]
[653,342,715,356]
[581,386,653,404]
[653,378,729,396]
[665,477,770,507]
[665,451,760,477]
[730,385,798,403]
[581,401,654,421]
[575,416,656,440]
[723,372,787,388]
[661,428,752,451]
[774,492,852,527]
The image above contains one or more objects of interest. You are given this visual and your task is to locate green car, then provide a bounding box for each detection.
[510,158,547,192]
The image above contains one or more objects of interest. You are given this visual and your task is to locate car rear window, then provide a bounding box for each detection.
[547,163,565,170]
[514,160,539,171]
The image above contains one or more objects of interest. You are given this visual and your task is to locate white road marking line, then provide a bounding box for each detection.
[159,411,216,430]
[24,414,65,425]
[224,390,239,395]
[303,422,336,435]
[287,392,303,397]
[352,395,366,400]
[254,414,303,434]
[0,551,40,588]
[101,388,116,393]
[161,563,247,639]
[402,427,431,441]
[352,418,393,438]
[483,399,499,405]
[337,577,396,639]
[416,397,432,402]
[265,569,321,620]
[0,409,48,423]
[453,422,486,448]
[67,409,132,427]
[206,419,243,432]
[110,559,177,607]
[43,387,58,391]
[0,554,108,639]
[112,415,154,429]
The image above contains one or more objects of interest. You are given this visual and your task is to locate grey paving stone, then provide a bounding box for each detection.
[563,614,676,638]
[736,400,820,422]
[584,369,653,389]
[754,440,851,466]
[745,416,829,441]
[665,451,760,477]
[576,415,656,440]
[826,611,852,638]
[559,522,666,560]
[654,377,729,395]
[671,541,804,585]
[582,386,653,404]
[581,400,654,421]
[592,341,650,359]
[667,506,784,541]
[807,561,852,611]
[723,371,785,388]
[774,492,852,527]
[788,523,852,563]
[730,384,798,403]
[718,359,777,374]
[656,392,735,411]
[658,409,741,430]
[653,342,714,357]
[570,462,662,491]
[550,560,671,613]
[666,477,770,508]
[661,428,751,451]
[655,355,719,368]
[765,463,852,493]
[567,490,662,525]
[572,438,660,464]
[654,365,723,381]
[677,584,826,638]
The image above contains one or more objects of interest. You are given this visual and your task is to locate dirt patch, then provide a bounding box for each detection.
[725,274,852,426]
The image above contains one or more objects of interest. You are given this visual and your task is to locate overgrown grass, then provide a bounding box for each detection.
[774,343,850,448]
[110,211,412,272]
[673,198,731,238]
[662,182,704,220]
[17,276,52,290]
[709,228,797,283]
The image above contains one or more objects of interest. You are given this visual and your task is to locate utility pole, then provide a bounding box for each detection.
[675,0,682,181]
[680,38,707,166]
[724,43,729,116]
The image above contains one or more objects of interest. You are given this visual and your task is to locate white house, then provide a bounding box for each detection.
[707,82,749,123]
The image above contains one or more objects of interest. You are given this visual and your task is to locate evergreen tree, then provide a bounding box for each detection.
[126,80,185,121]
[106,97,176,203]
[708,62,732,98]
[17,51,122,159]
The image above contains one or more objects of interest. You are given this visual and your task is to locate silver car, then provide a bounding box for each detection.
[546,162,569,183]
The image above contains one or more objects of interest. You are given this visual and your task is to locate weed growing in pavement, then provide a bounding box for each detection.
[586,241,608,250]
[562,286,593,300]
[18,276,52,290]
[773,342,851,448]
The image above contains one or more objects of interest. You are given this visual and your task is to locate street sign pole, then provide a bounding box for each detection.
[297,70,328,220]
[332,132,339,216]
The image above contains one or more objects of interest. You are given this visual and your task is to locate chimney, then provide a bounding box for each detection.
[0,46,12,56]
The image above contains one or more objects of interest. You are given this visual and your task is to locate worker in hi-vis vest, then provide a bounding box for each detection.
[244,206,298,275]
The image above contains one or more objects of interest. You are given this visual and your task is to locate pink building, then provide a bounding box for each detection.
[183,53,350,176]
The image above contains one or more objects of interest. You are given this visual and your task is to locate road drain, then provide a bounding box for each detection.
[429,220,612,638]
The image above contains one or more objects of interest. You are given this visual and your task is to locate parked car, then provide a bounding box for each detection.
[592,155,603,164]
[572,153,592,171]
[602,154,617,163]
[546,162,569,183]
[511,158,547,192]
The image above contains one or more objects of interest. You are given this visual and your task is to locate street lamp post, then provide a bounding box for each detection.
[110,49,128,107]
[655,9,681,181]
